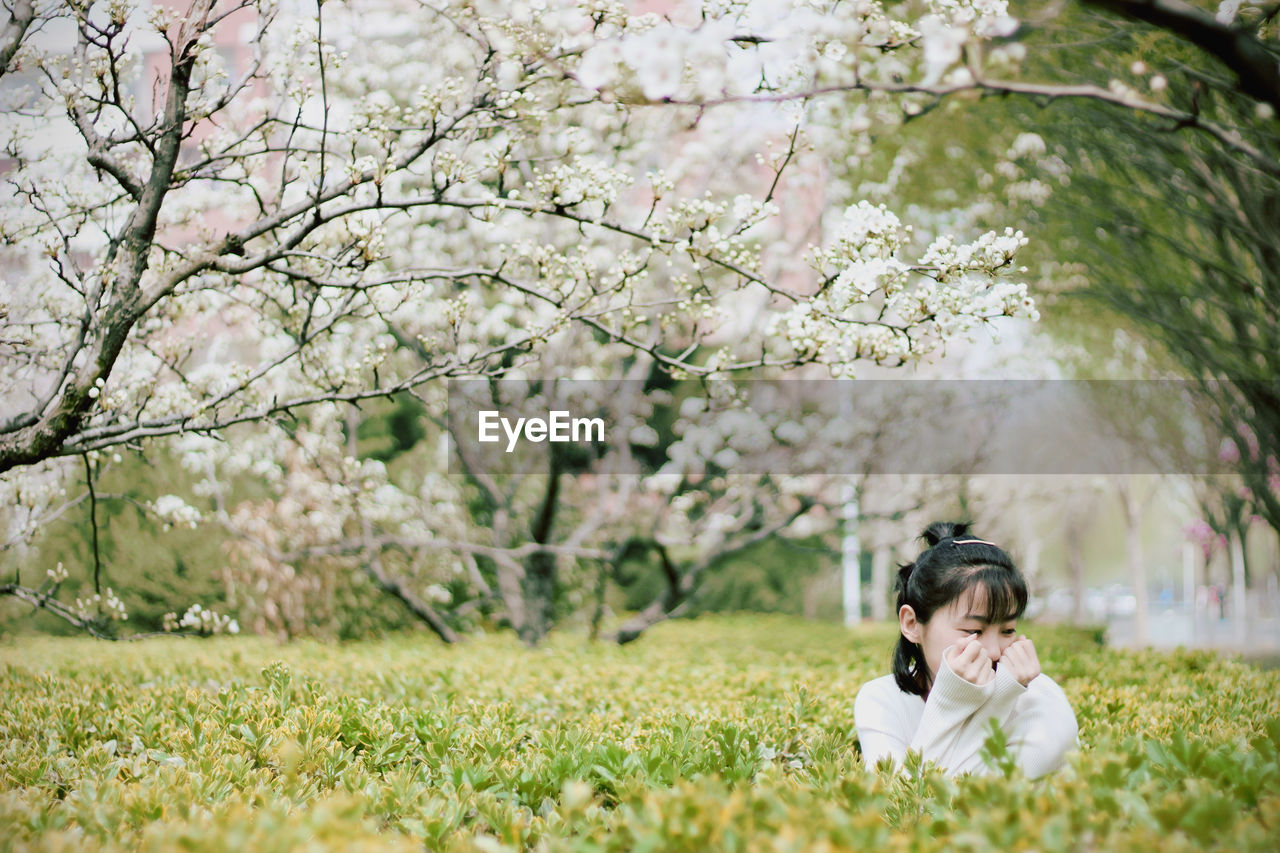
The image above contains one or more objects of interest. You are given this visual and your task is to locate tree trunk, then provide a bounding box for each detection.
[1230,526,1247,647]
[604,498,816,645]
[841,482,861,627]
[609,540,689,645]
[517,452,562,646]
[870,546,891,622]
[1067,518,1087,625]
[1122,479,1149,646]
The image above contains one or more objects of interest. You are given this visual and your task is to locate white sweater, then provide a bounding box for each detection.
[854,653,1078,778]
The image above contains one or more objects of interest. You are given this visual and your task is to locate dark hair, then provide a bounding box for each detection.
[893,521,1027,696]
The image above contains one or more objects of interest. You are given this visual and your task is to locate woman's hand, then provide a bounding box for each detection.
[1000,636,1041,687]
[946,636,994,686]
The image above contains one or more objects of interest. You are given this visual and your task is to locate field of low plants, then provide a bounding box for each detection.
[2,615,1278,851]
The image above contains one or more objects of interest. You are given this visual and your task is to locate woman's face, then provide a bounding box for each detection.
[900,588,1019,685]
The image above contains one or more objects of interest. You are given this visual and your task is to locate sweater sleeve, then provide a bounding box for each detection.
[853,678,911,771]
[1005,674,1079,779]
[910,652,1027,775]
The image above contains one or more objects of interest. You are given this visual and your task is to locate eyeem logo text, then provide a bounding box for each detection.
[478,410,606,453]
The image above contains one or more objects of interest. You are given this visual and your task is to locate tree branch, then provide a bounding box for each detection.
[1085,0,1280,115]
[358,520,459,643]
[0,0,33,79]
[0,583,115,639]
[0,1,216,474]
[670,77,1280,178]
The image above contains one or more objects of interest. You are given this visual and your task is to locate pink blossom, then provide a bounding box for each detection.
[1218,438,1240,464]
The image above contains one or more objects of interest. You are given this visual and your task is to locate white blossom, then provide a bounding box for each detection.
[47,562,68,584]
[1216,1,1243,25]
[917,15,967,85]
[151,495,203,530]
[164,603,239,635]
[75,588,128,622]
[0,0,1041,640]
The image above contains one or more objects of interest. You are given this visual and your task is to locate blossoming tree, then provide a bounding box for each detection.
[0,0,1039,640]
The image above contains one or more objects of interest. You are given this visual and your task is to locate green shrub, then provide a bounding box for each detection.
[1,615,1276,851]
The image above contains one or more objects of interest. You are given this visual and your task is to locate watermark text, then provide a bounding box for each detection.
[478,410,606,453]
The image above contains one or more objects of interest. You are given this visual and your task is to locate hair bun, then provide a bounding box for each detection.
[921,521,972,548]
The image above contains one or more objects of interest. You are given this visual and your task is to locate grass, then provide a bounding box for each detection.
[1,614,1277,851]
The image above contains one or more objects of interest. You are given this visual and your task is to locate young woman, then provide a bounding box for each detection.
[854,521,1078,778]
